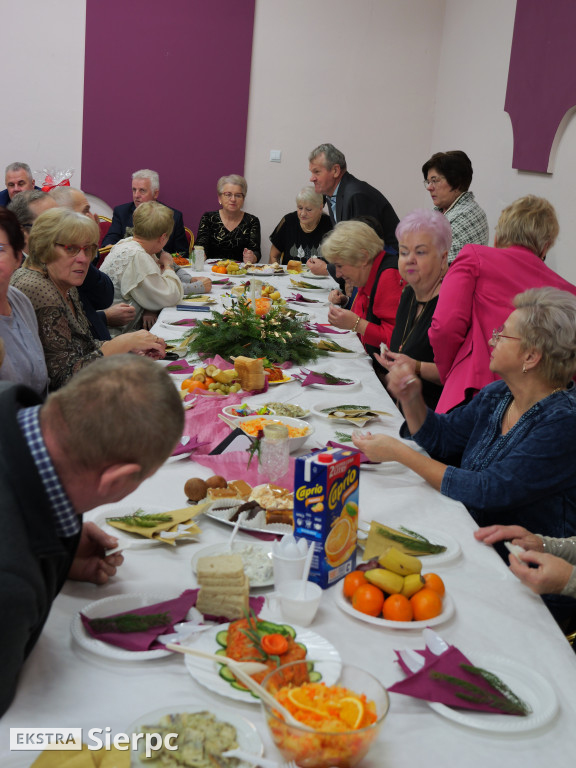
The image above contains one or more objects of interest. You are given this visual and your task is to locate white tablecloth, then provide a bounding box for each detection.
[2,268,576,765]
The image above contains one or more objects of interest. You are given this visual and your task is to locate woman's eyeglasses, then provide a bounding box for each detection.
[220,192,244,200]
[423,176,446,188]
[492,325,521,343]
[56,243,98,258]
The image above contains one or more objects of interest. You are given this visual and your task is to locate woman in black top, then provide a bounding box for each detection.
[269,187,332,265]
[196,175,261,263]
[377,209,451,409]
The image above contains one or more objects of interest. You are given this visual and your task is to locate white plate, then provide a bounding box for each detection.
[334,588,455,629]
[127,705,263,765]
[179,295,217,304]
[301,273,330,280]
[182,623,342,703]
[246,266,275,275]
[91,506,200,547]
[71,592,183,661]
[306,377,360,391]
[222,403,275,418]
[428,653,558,732]
[191,541,274,588]
[310,403,387,424]
[357,525,462,567]
[204,501,293,536]
[324,349,364,358]
[289,280,328,292]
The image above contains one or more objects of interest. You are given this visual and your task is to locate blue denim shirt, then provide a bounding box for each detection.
[403,381,576,537]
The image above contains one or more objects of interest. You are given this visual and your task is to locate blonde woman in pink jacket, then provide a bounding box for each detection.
[429,195,576,413]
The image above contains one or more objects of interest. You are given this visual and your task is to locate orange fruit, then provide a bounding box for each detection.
[410,587,443,621]
[352,584,384,616]
[382,593,413,622]
[339,696,365,729]
[343,571,368,599]
[181,379,207,392]
[423,573,445,596]
[287,687,327,716]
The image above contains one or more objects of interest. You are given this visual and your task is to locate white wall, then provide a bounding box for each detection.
[3,0,576,284]
[432,0,576,283]
[244,0,446,260]
[1,0,86,189]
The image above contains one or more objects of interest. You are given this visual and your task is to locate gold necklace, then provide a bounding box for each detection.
[398,285,440,352]
[505,387,563,431]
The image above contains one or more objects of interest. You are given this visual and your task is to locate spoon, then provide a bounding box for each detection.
[399,649,425,673]
[227,511,246,550]
[298,541,315,598]
[166,645,314,731]
[423,628,449,656]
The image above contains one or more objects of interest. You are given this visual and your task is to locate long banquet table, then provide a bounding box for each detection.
[2,266,576,766]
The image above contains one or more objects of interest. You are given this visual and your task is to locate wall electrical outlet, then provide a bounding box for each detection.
[269,149,282,162]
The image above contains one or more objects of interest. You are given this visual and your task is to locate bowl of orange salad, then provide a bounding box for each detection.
[235,416,314,453]
[261,660,389,768]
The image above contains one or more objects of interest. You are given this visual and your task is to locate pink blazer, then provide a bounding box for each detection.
[429,243,576,413]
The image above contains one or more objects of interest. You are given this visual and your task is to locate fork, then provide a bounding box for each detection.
[221,748,298,768]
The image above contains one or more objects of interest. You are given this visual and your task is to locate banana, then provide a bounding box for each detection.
[378,547,422,576]
[192,367,206,382]
[365,568,404,595]
[401,573,425,598]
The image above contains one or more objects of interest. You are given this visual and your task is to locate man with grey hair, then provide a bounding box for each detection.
[101,168,188,255]
[308,143,399,251]
[8,190,57,243]
[0,354,184,716]
[0,162,41,207]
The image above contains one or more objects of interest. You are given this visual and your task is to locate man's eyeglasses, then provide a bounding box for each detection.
[220,192,244,200]
[423,176,446,188]
[56,243,98,258]
[492,325,521,344]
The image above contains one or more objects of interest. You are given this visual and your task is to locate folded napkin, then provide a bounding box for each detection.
[313,323,350,335]
[167,318,197,327]
[165,358,197,374]
[324,441,371,464]
[171,435,211,457]
[81,590,265,652]
[211,278,233,286]
[390,646,530,715]
[287,293,320,304]
[293,369,354,386]
[105,505,203,545]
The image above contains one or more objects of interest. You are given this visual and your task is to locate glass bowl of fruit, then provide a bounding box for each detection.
[261,660,389,768]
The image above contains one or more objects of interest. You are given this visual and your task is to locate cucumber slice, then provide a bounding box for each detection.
[218,666,236,683]
[309,671,322,682]
[215,630,228,647]
[215,648,227,658]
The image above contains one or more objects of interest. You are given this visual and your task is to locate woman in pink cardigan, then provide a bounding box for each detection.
[430,195,576,413]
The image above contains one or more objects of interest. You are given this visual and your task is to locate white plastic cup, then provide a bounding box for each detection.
[272,550,307,589]
[267,580,322,627]
[193,246,205,272]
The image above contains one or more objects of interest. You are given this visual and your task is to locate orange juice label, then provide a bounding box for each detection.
[294,448,360,588]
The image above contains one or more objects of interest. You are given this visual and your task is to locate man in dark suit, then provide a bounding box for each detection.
[101,169,189,255]
[308,143,399,250]
[0,162,40,207]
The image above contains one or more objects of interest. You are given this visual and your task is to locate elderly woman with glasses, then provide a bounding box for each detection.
[422,151,488,264]
[11,208,166,390]
[354,287,576,543]
[269,187,332,266]
[195,174,261,263]
[429,195,576,413]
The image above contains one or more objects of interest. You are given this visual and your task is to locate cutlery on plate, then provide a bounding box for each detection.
[222,748,297,768]
[164,643,269,676]
[104,539,164,557]
[399,649,425,673]
[423,628,449,655]
[217,412,239,430]
[165,644,314,731]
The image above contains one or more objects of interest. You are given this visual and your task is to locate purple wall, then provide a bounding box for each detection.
[82,0,255,233]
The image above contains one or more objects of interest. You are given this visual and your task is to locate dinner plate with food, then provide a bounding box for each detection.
[127,705,263,765]
[311,403,392,426]
[180,617,341,703]
[191,541,275,588]
[357,521,462,567]
[204,483,295,535]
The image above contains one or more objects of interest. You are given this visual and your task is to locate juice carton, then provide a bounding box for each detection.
[294,447,360,588]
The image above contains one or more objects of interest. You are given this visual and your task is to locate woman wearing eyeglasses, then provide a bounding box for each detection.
[429,195,576,413]
[354,286,576,543]
[11,208,166,390]
[195,175,261,263]
[422,151,488,264]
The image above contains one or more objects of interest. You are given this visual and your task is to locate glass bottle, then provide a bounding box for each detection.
[259,423,290,484]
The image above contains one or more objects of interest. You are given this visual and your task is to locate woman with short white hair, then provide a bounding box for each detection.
[269,187,332,265]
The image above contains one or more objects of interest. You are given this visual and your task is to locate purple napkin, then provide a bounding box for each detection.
[171,435,211,457]
[166,359,197,374]
[211,278,233,286]
[287,293,320,304]
[81,590,265,652]
[167,318,197,327]
[294,369,352,386]
[324,441,372,464]
[389,646,528,715]
[313,323,350,335]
